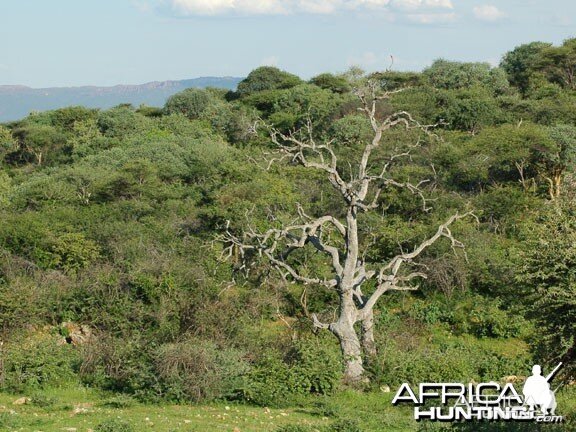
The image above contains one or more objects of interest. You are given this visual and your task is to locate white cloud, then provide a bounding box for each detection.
[298,0,339,14]
[390,0,452,11]
[425,0,452,8]
[406,11,455,23]
[161,0,453,16]
[473,5,505,22]
[169,0,287,15]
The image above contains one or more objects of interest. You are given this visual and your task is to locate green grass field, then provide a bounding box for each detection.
[0,386,574,432]
[0,386,416,432]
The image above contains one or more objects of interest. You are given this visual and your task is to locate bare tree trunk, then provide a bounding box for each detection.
[360,308,377,359]
[331,320,364,383]
[331,290,365,383]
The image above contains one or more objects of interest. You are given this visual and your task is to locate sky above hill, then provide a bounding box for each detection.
[1,0,574,87]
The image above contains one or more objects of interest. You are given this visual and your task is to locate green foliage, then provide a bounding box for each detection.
[535,37,576,90]
[0,171,11,209]
[0,125,17,160]
[500,41,552,94]
[242,336,342,406]
[47,232,101,273]
[0,332,80,392]
[433,123,554,190]
[310,73,351,94]
[330,115,373,146]
[268,84,345,131]
[436,87,504,133]
[0,51,573,415]
[546,124,576,174]
[275,425,315,432]
[373,326,531,387]
[423,60,510,95]
[0,412,21,429]
[236,66,302,97]
[78,335,160,399]
[517,201,576,376]
[164,88,212,119]
[405,294,527,339]
[11,123,68,165]
[369,71,424,90]
[49,106,99,131]
[97,106,153,139]
[100,394,137,408]
[154,338,250,402]
[0,213,100,272]
[29,392,58,407]
[328,419,362,432]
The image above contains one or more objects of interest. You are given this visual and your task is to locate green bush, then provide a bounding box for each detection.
[372,329,531,387]
[451,296,527,339]
[405,295,527,339]
[154,338,249,402]
[242,336,342,407]
[164,88,212,120]
[0,332,80,392]
[79,335,161,401]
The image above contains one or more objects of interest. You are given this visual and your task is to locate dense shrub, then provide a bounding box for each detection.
[0,332,80,392]
[154,338,249,402]
[79,335,161,400]
[236,66,302,97]
[241,336,342,406]
[372,330,531,387]
[164,88,212,119]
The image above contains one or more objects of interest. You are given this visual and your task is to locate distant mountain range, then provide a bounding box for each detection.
[0,77,243,122]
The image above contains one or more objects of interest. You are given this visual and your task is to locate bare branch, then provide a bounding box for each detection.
[312,313,331,331]
[360,211,476,316]
[270,126,351,202]
[220,210,348,288]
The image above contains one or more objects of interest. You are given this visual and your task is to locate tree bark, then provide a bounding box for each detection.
[360,308,377,359]
[331,320,364,383]
[331,289,365,383]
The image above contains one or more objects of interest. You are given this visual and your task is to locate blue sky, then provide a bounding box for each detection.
[0,0,574,88]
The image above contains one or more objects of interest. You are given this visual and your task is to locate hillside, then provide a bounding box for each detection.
[0,50,575,431]
[0,77,242,122]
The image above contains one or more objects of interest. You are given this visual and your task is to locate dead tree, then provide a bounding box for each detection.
[222,81,473,383]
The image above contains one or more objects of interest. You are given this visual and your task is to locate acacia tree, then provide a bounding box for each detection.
[223,82,472,382]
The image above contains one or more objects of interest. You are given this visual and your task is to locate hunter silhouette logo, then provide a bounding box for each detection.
[392,363,564,423]
[523,363,561,415]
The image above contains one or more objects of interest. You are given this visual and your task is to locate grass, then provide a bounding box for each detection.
[0,386,573,431]
[0,386,416,432]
